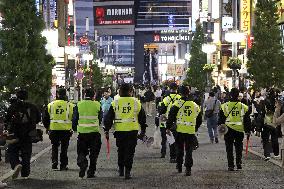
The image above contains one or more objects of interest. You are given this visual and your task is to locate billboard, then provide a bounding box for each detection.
[240,0,251,35]
[94,5,134,26]
[277,0,284,24]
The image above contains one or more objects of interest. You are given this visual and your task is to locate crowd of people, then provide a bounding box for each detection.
[0,83,284,188]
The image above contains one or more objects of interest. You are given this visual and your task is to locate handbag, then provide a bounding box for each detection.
[205,99,217,118]
[28,129,43,143]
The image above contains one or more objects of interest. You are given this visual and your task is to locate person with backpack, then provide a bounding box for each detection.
[144,86,155,116]
[159,82,181,162]
[4,89,41,179]
[204,92,221,143]
[166,86,202,176]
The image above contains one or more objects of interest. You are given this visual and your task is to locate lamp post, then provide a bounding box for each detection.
[225,31,245,88]
[202,43,216,91]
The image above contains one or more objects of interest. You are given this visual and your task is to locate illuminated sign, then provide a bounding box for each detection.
[277,0,284,24]
[240,0,251,34]
[94,5,134,26]
[222,17,233,29]
[153,34,192,43]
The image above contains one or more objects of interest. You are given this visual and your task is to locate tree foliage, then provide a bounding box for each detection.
[184,23,207,90]
[247,0,284,89]
[0,0,53,105]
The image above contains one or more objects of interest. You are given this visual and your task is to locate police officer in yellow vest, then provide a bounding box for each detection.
[166,86,202,176]
[160,82,181,161]
[104,83,147,180]
[72,88,102,178]
[218,88,251,171]
[43,88,74,171]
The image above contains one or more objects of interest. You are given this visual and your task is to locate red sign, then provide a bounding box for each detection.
[247,35,254,49]
[79,36,89,46]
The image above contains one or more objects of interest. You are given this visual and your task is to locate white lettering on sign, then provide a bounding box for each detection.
[107,8,133,16]
[159,35,191,42]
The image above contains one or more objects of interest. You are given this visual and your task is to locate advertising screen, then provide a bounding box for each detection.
[94,5,134,26]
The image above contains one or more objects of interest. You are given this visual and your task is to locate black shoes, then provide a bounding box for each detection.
[52,164,58,170]
[185,168,191,176]
[87,174,95,178]
[79,169,86,178]
[237,165,242,170]
[215,138,219,144]
[119,167,124,177]
[228,167,234,171]
[125,169,132,180]
[60,166,68,171]
[177,167,182,173]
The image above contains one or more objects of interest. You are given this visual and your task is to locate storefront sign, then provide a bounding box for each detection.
[240,0,251,34]
[79,36,89,46]
[167,64,184,77]
[153,34,192,43]
[222,17,233,30]
[277,0,284,24]
[94,5,134,25]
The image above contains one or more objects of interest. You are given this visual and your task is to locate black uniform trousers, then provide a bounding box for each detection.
[49,130,71,168]
[224,127,244,168]
[77,133,101,174]
[160,127,167,156]
[115,131,138,171]
[8,142,32,177]
[175,132,195,169]
[261,125,279,157]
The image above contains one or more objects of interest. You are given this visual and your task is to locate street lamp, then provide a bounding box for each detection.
[202,43,216,91]
[225,30,245,87]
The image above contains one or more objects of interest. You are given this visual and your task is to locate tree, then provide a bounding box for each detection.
[0,0,53,105]
[184,22,207,91]
[247,0,284,89]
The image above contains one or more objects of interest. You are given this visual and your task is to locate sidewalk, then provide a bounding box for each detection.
[247,134,283,167]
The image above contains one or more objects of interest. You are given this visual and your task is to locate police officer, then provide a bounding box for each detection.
[43,88,74,171]
[218,88,251,171]
[72,88,102,178]
[104,83,147,179]
[160,82,181,161]
[166,86,202,176]
[5,89,41,179]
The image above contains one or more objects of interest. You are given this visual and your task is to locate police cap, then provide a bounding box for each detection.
[230,88,239,99]
[169,82,178,90]
[179,85,189,96]
[85,88,94,98]
[16,89,28,100]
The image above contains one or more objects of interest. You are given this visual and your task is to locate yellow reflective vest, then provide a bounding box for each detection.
[77,100,100,133]
[174,99,200,134]
[163,94,181,117]
[221,102,248,132]
[112,97,141,131]
[48,100,74,131]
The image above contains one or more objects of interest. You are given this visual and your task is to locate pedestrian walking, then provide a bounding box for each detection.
[101,90,113,126]
[204,92,221,143]
[157,101,167,158]
[166,86,202,176]
[5,89,41,179]
[43,88,74,171]
[274,98,284,166]
[154,86,162,110]
[103,83,147,179]
[218,88,251,171]
[160,82,181,163]
[259,89,280,161]
[144,86,155,116]
[72,88,102,178]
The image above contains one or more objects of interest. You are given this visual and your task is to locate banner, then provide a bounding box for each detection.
[94,5,134,26]
[240,0,251,34]
[167,64,184,77]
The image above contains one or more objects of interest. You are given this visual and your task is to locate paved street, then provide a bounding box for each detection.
[1,116,284,189]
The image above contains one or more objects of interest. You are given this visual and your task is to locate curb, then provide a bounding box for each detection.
[0,145,52,182]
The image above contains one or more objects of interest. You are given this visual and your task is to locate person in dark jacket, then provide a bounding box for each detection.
[104,83,148,179]
[218,88,251,171]
[144,86,155,116]
[5,89,41,179]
